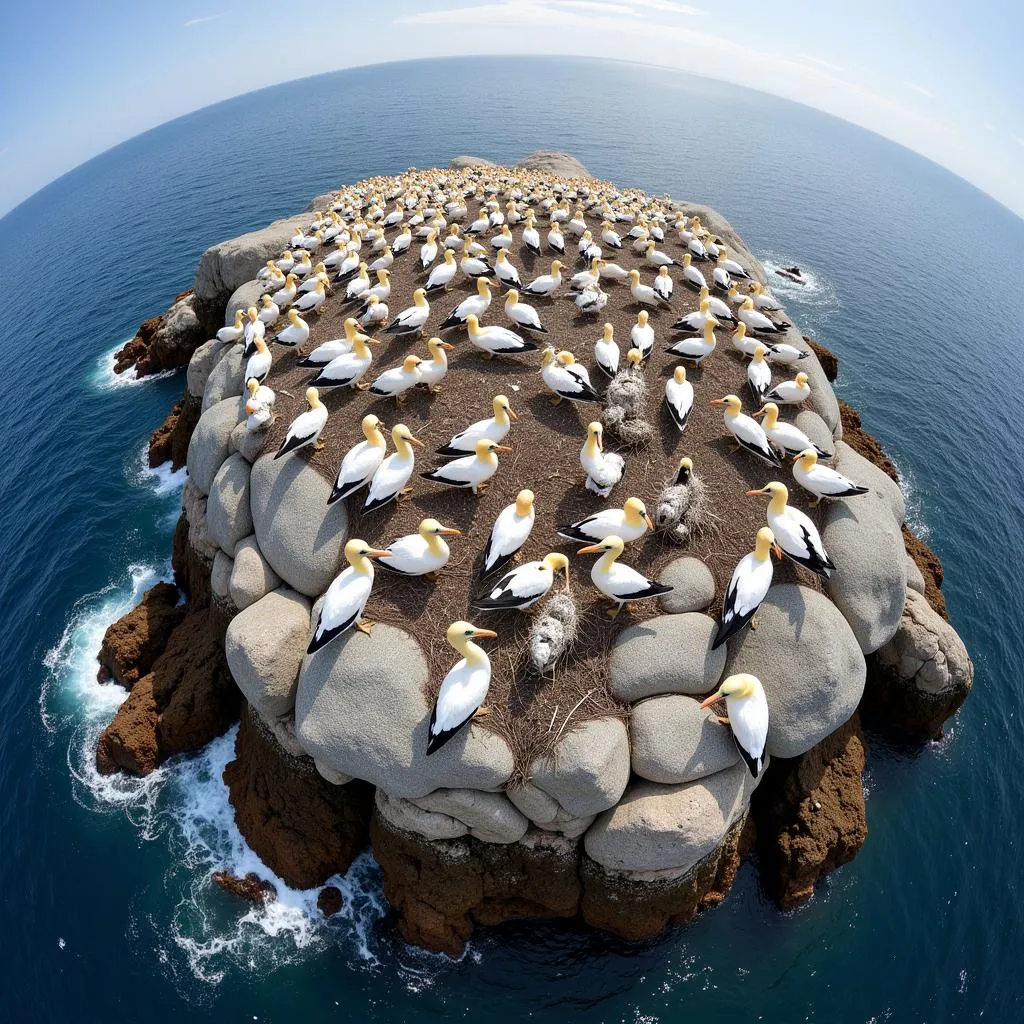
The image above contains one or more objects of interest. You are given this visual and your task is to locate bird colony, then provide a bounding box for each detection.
[186,159,911,881]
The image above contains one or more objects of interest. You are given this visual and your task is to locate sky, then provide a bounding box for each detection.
[2,0,1023,218]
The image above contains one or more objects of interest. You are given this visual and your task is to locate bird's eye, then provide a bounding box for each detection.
[465,630,473,636]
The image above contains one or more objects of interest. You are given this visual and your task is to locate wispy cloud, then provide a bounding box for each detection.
[905,81,934,98]
[1012,134,1024,147]
[398,0,702,25]
[183,12,225,28]
[552,0,642,14]
[797,53,843,73]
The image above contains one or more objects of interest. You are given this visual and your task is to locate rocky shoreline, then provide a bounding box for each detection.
[97,152,972,953]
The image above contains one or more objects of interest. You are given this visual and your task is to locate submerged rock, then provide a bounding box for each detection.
[212,871,277,906]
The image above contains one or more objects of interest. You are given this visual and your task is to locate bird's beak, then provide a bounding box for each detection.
[367,337,381,345]
[407,435,425,448]
[473,628,498,639]
[563,566,571,591]
[507,407,518,421]
[368,549,393,559]
[441,342,456,351]
[495,444,513,452]
[752,408,765,419]
[644,514,654,530]
[746,488,767,497]
[577,543,602,555]
[773,542,783,559]
[440,527,462,536]
[699,690,723,710]
[710,398,725,406]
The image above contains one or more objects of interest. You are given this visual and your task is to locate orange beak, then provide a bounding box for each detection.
[407,435,425,448]
[699,691,723,710]
[773,542,783,559]
[752,408,765,419]
[563,566,571,591]
[746,488,767,497]
[507,407,518,421]
[644,514,654,530]
[439,527,462,536]
[441,342,456,351]
[368,549,393,559]
[473,628,498,639]
[577,543,603,555]
[367,337,381,345]
[710,398,725,406]
[495,444,513,452]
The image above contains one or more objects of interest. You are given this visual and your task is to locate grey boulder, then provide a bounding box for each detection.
[832,440,905,524]
[723,583,865,757]
[630,695,740,784]
[225,587,312,721]
[230,420,267,463]
[449,155,497,168]
[181,479,219,561]
[206,453,253,556]
[658,557,716,613]
[906,555,926,595]
[201,345,244,412]
[610,613,725,701]
[229,536,281,611]
[411,788,529,844]
[515,151,591,177]
[529,717,630,817]
[584,764,758,874]
[295,624,514,799]
[186,397,241,495]
[224,280,266,324]
[822,495,907,653]
[249,454,349,598]
[795,409,835,458]
[211,550,233,602]
[187,338,229,399]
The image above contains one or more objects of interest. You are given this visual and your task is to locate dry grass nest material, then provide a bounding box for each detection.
[252,167,829,769]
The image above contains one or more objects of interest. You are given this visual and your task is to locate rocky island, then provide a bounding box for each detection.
[96,151,973,953]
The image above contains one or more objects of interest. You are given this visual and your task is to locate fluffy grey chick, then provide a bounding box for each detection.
[655,456,706,545]
[601,348,653,448]
[528,592,580,674]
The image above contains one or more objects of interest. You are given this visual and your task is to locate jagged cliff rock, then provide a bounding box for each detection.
[96,582,185,687]
[149,393,201,471]
[113,292,203,379]
[752,713,868,908]
[223,706,373,890]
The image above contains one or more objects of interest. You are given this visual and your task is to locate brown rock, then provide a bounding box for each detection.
[752,713,867,909]
[902,525,947,620]
[371,812,581,955]
[113,293,203,378]
[223,706,373,890]
[579,814,755,941]
[172,510,212,607]
[95,676,160,775]
[317,886,344,917]
[96,582,184,687]
[149,393,202,471]
[212,871,277,905]
[804,336,838,382]
[838,401,899,483]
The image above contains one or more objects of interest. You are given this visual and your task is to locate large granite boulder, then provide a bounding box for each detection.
[411,789,529,844]
[186,397,240,495]
[794,410,835,458]
[211,550,233,603]
[610,614,725,701]
[230,421,267,463]
[449,155,497,168]
[295,624,514,799]
[584,765,758,874]
[225,588,312,722]
[249,454,349,598]
[831,440,905,523]
[775,329,840,435]
[822,496,907,654]
[658,557,716,614]
[506,782,595,838]
[206,454,253,556]
[515,151,591,177]
[865,587,973,738]
[630,695,740,784]
[224,280,266,324]
[669,201,760,279]
[194,214,309,308]
[229,536,281,611]
[723,584,865,758]
[181,479,219,561]
[375,790,467,841]
[529,717,630,817]
[187,338,229,399]
[201,346,244,412]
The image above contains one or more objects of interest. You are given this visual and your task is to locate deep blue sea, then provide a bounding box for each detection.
[1,56,1022,1021]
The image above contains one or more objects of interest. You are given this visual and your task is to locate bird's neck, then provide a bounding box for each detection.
[477,451,498,469]
[768,493,788,516]
[395,438,414,459]
[366,427,386,448]
[703,322,716,341]
[596,549,619,573]
[584,436,602,460]
[350,555,375,576]
[762,407,778,428]
[456,638,489,667]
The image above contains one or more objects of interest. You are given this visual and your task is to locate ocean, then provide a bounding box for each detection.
[1,56,1022,1021]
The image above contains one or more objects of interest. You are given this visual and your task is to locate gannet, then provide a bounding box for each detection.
[581,421,624,497]
[363,424,424,512]
[522,213,541,256]
[385,288,430,337]
[440,277,495,329]
[557,496,652,545]
[436,394,516,458]
[368,354,423,403]
[328,413,388,504]
[359,293,389,329]
[594,322,619,377]
[307,538,392,652]
[474,553,570,612]
[749,281,782,310]
[376,518,461,577]
[459,252,493,279]
[753,402,832,459]
[747,343,772,405]
[680,253,707,290]
[747,481,835,579]
[666,317,718,365]
[258,294,280,325]
[711,393,781,465]
[628,269,671,309]
[645,241,677,268]
[490,224,514,249]
[274,387,328,459]
[541,347,599,403]
[577,535,672,618]
[653,266,673,302]
[600,221,623,248]
[765,339,809,366]
[243,337,272,385]
[522,260,565,298]
[503,289,546,333]
[738,297,790,334]
[217,310,244,343]
[392,224,412,254]
[713,528,781,650]
[417,337,454,392]
[547,222,565,255]
[343,264,370,303]
[425,249,458,293]
[426,621,498,755]
[420,437,511,495]
[792,449,869,506]
[310,332,378,389]
[570,258,603,292]
[665,365,694,432]
[466,313,539,358]
[630,310,655,361]
[481,489,535,577]
[419,229,439,270]
[700,674,769,778]
[274,309,309,348]
[298,317,364,367]
[765,371,810,406]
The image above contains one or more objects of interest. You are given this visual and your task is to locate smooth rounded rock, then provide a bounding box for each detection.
[449,155,497,168]
[822,495,907,654]
[832,440,905,524]
[515,151,590,177]
[584,764,757,874]
[249,454,349,598]
[225,587,312,721]
[295,624,514,799]
[658,557,716,613]
[224,280,266,323]
[794,409,835,458]
[610,613,725,701]
[376,790,467,841]
[207,454,253,556]
[905,555,926,595]
[188,338,229,399]
[507,781,560,825]
[411,789,529,844]
[230,421,268,463]
[182,479,219,561]
[723,584,865,758]
[229,536,281,610]
[211,550,233,601]
[202,346,244,412]
[630,695,740,784]
[187,397,241,495]
[529,717,630,817]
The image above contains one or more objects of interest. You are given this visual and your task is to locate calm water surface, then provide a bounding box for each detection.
[1,57,1022,1021]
